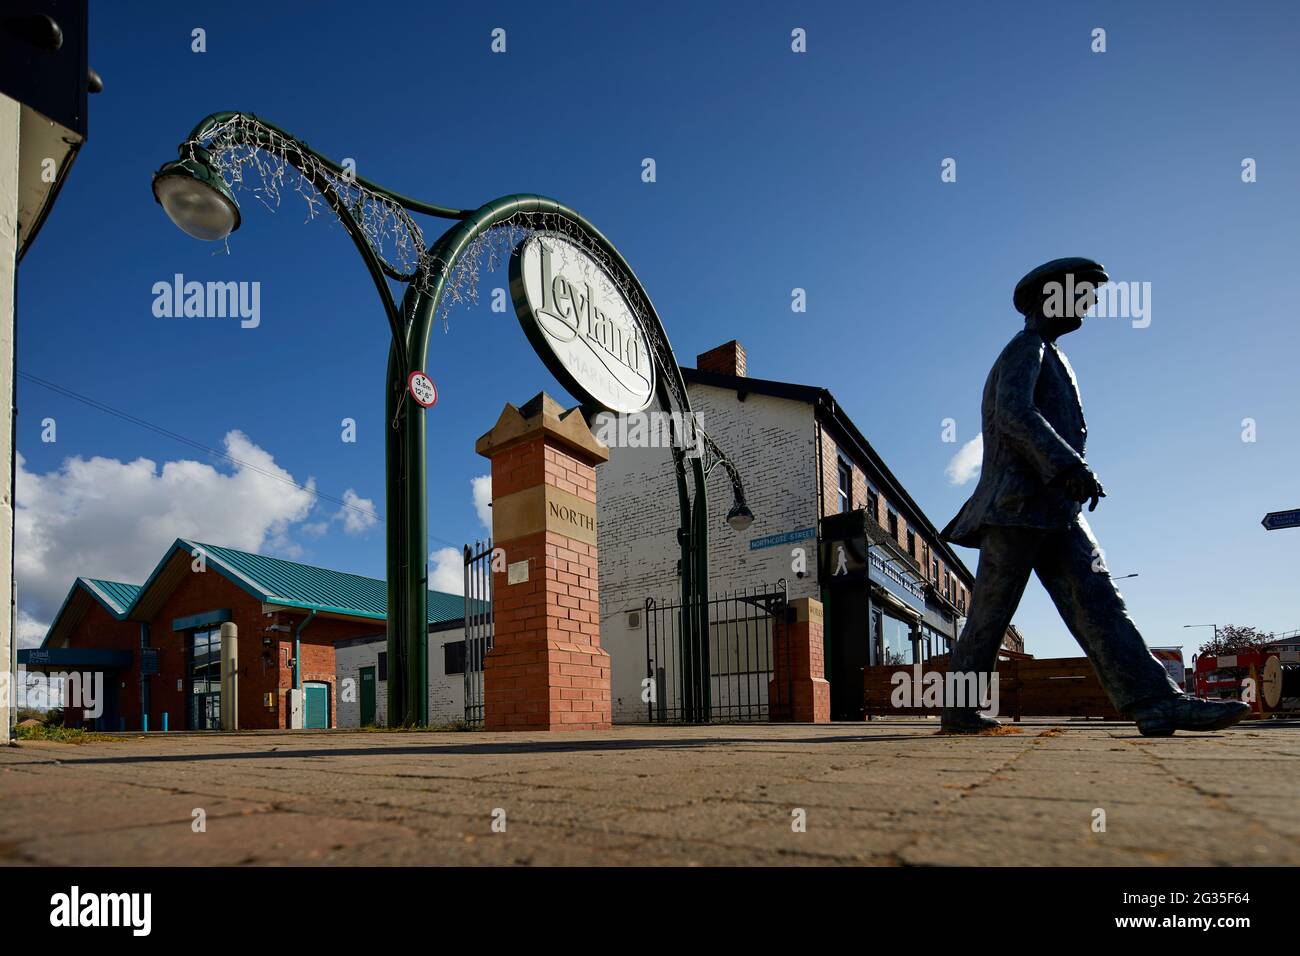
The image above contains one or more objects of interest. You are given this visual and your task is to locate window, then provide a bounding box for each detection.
[837,459,852,513]
[879,614,914,666]
[931,558,940,582]
[887,509,899,538]
[906,529,916,557]
[921,626,947,661]
[866,488,879,523]
[188,627,222,731]
[444,640,466,676]
[444,638,489,675]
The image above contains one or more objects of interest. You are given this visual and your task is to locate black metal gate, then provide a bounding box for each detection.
[462,538,494,725]
[645,580,787,723]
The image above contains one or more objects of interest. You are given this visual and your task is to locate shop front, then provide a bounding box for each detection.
[819,509,929,719]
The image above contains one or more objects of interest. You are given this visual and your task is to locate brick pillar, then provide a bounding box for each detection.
[476,393,611,731]
[769,597,830,723]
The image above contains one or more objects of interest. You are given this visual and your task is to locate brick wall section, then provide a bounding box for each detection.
[50,600,140,729]
[143,560,383,730]
[769,597,830,722]
[491,435,546,499]
[480,400,611,731]
[54,554,383,731]
[696,340,746,378]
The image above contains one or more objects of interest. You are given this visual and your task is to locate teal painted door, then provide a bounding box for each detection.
[304,682,330,729]
[359,667,376,726]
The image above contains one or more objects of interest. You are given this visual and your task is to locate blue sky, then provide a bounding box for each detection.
[16,0,1299,657]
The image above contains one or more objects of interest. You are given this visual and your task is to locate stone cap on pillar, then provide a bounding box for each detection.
[789,597,823,626]
[475,392,609,465]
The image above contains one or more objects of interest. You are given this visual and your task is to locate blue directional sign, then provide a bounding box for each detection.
[1262,509,1300,531]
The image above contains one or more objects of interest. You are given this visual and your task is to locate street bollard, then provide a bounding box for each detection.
[163,712,169,732]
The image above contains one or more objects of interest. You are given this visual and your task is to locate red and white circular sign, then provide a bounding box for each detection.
[407,371,438,408]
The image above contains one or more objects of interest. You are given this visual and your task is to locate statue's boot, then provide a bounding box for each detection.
[940,707,1002,733]
[1128,695,1251,737]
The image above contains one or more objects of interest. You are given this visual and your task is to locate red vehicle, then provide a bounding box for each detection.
[1193,638,1300,717]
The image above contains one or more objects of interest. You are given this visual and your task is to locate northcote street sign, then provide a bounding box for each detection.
[1262,509,1300,531]
[510,232,656,414]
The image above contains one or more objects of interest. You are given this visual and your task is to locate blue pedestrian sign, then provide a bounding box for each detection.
[1262,509,1300,531]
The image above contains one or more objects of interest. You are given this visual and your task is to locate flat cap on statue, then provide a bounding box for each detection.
[1013,257,1108,316]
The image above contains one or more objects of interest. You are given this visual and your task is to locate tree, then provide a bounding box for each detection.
[1197,625,1275,657]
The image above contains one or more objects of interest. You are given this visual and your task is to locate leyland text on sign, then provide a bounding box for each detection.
[510,232,656,413]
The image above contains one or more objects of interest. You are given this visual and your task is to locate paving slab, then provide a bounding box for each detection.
[2,720,1297,866]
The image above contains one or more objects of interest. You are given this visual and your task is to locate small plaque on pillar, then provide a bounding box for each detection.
[507,560,530,585]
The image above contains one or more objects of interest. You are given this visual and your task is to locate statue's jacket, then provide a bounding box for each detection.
[942,328,1090,548]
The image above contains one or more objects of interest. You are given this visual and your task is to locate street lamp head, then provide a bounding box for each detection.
[151,148,241,241]
[726,501,754,533]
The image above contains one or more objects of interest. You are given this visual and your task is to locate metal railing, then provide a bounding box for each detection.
[462,539,495,725]
[645,580,787,723]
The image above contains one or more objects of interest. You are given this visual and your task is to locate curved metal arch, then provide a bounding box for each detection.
[410,195,695,418]
[161,112,733,726]
[384,194,710,725]
[176,111,419,375]
[183,111,475,222]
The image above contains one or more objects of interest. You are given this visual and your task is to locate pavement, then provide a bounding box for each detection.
[2,719,1298,866]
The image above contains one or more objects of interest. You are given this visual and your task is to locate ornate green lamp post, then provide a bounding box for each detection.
[152,112,750,725]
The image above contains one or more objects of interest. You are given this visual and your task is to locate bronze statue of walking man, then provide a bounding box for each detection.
[940,257,1249,736]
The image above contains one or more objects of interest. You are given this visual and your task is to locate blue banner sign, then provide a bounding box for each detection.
[868,550,928,614]
[749,527,817,551]
[1262,509,1300,531]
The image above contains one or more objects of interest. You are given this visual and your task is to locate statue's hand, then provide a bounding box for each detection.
[1086,473,1106,512]
[1056,463,1106,511]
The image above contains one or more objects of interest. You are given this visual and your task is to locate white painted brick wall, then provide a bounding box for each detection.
[335,626,467,727]
[596,384,821,722]
[428,628,467,724]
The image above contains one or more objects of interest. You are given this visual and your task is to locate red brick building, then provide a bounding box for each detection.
[21,539,462,731]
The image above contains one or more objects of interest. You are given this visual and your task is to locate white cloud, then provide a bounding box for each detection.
[428,546,464,595]
[16,610,48,650]
[471,474,492,529]
[15,430,317,623]
[335,488,379,535]
[945,433,984,485]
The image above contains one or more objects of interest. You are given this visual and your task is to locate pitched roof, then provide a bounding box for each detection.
[82,578,142,617]
[40,577,143,648]
[168,539,467,624]
[43,539,468,646]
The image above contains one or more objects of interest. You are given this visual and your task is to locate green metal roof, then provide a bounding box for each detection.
[39,577,143,648]
[43,541,472,648]
[182,539,465,625]
[82,578,141,616]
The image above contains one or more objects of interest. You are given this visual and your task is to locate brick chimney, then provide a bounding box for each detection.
[696,340,746,378]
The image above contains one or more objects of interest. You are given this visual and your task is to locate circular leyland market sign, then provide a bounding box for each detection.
[407,371,438,408]
[509,232,656,414]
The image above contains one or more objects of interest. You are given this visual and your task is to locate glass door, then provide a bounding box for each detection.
[188,627,222,730]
